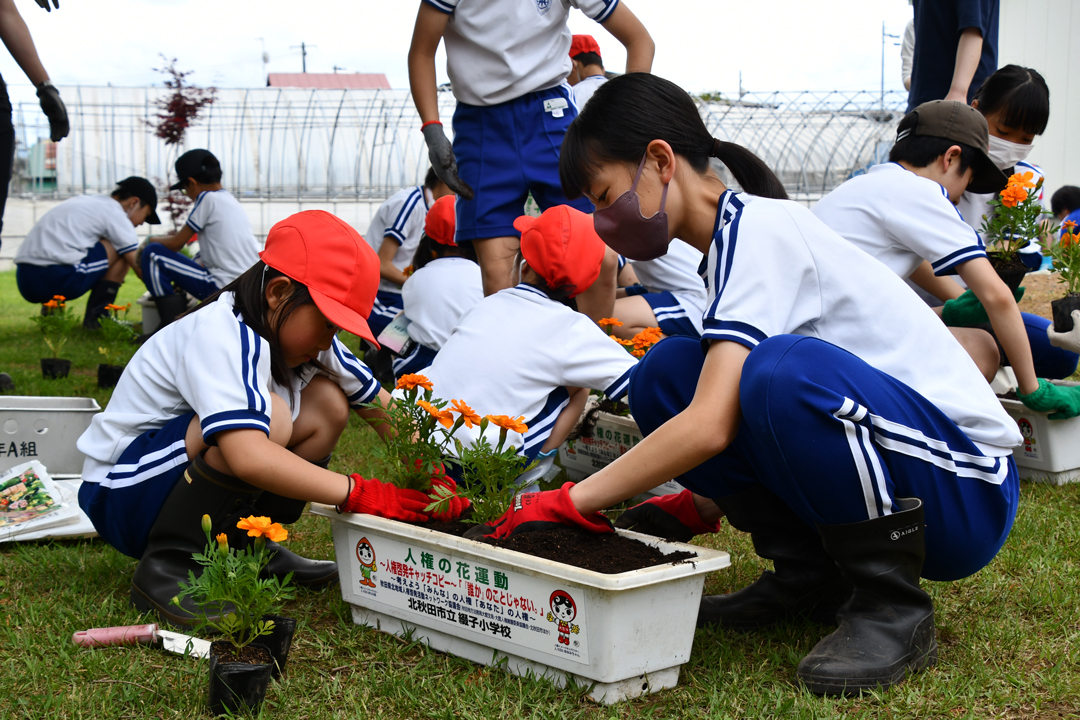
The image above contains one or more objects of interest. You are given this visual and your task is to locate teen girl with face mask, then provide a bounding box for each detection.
[472,73,1024,697]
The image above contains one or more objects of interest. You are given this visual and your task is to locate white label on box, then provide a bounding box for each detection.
[348,528,589,664]
[1016,416,1041,460]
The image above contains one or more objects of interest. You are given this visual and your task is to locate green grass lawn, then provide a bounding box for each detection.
[1,269,1079,718]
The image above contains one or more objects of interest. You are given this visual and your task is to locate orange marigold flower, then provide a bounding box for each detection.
[485,414,529,434]
[236,516,288,542]
[613,336,635,346]
[53,295,66,302]
[631,348,646,358]
[215,533,229,549]
[1063,220,1077,231]
[417,399,454,428]
[631,327,663,350]
[999,184,1028,208]
[1007,171,1035,189]
[449,399,481,428]
[598,317,623,328]
[42,300,58,309]
[396,373,433,391]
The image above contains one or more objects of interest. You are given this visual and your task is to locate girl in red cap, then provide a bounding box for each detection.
[394,195,483,379]
[477,73,1025,697]
[76,210,463,627]
[408,203,637,471]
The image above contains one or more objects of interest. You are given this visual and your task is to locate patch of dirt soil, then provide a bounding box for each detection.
[211,643,272,665]
[1018,272,1064,320]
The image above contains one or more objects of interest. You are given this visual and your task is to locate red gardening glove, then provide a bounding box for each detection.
[465,482,613,540]
[614,490,722,542]
[425,475,471,522]
[337,474,430,522]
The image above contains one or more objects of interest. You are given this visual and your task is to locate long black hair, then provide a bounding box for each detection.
[560,73,787,201]
[410,232,478,272]
[190,261,323,390]
[972,65,1050,136]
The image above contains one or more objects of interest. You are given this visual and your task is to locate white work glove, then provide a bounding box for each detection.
[1047,310,1080,355]
[421,122,474,200]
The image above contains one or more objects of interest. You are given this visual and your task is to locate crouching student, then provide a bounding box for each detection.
[140,150,261,331]
[612,239,707,340]
[812,100,1080,417]
[77,211,465,627]
[415,204,636,467]
[394,195,483,379]
[474,74,1025,695]
[14,176,158,328]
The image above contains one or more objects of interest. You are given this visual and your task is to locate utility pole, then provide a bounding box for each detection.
[290,42,315,73]
[881,22,900,112]
[256,37,269,85]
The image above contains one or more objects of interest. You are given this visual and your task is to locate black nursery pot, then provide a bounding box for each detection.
[40,358,71,379]
[96,363,124,388]
[988,252,1028,293]
[261,614,297,679]
[1051,294,1080,333]
[207,641,274,716]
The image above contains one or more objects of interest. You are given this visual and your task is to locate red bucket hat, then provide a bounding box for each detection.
[259,210,381,347]
[425,195,457,246]
[513,205,605,298]
[570,34,601,59]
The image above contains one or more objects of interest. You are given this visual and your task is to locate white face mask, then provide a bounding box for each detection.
[986,134,1033,171]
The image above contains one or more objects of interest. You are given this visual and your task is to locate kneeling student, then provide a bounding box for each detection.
[76,211,464,626]
[813,100,1080,414]
[14,177,158,328]
[394,195,483,379]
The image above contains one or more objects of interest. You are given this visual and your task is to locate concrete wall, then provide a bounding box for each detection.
[0,197,388,271]
[999,0,1079,201]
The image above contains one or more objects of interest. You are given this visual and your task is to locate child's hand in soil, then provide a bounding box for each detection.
[1047,310,1080,355]
[337,474,431,522]
[614,490,722,542]
[464,482,612,539]
[1017,378,1080,420]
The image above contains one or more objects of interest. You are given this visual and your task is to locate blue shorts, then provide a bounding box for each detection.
[452,85,594,243]
[641,291,701,339]
[368,290,404,337]
[78,412,194,559]
[141,243,220,300]
[16,243,109,303]
[629,336,1019,582]
[392,340,438,380]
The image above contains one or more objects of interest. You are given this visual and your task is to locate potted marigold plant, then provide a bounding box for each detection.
[31,295,79,379]
[96,303,137,388]
[1041,220,1080,332]
[979,171,1047,291]
[173,514,296,716]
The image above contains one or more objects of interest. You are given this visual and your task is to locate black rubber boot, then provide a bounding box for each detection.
[154,293,190,327]
[83,280,121,329]
[130,451,260,627]
[797,497,937,695]
[0,373,13,391]
[697,484,851,629]
[225,453,338,588]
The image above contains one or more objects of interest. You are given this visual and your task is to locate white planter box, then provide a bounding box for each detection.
[312,504,729,704]
[999,383,1080,485]
[0,396,100,478]
[559,406,682,497]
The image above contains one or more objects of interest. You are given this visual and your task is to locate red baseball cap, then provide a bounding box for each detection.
[425,195,457,246]
[259,210,381,347]
[569,34,601,59]
[513,205,605,298]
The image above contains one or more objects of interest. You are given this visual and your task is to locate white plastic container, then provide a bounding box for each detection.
[313,504,730,704]
[559,405,683,497]
[999,382,1080,485]
[0,396,100,478]
[137,293,160,336]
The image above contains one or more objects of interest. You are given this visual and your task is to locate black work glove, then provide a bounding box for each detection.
[37,83,69,142]
[421,122,473,200]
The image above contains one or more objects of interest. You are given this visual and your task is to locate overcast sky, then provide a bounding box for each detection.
[2,0,913,96]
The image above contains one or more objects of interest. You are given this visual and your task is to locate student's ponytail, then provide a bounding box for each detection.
[708,139,788,200]
[561,73,787,201]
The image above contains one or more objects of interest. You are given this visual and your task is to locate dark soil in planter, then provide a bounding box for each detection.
[998,390,1019,401]
[96,363,124,388]
[419,514,697,573]
[210,643,272,665]
[40,358,71,379]
[567,398,632,442]
[988,252,1028,293]
[1051,294,1080,332]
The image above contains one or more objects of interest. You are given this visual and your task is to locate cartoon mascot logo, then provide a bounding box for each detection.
[356,537,377,588]
[546,589,580,646]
